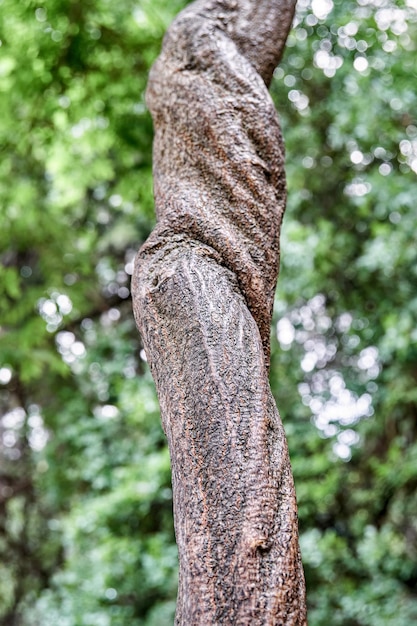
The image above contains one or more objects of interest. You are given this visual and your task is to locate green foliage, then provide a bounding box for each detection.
[0,0,416,624]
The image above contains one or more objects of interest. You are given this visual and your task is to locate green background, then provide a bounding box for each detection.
[0,0,416,623]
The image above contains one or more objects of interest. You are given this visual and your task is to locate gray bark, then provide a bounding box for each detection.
[132,1,307,623]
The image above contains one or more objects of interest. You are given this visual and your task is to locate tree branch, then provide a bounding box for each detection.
[132,1,306,623]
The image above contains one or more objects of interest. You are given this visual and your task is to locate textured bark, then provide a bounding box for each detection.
[132,1,307,623]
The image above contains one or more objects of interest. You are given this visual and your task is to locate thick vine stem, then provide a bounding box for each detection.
[132,1,307,623]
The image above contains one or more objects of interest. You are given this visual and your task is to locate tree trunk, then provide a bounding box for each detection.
[132,1,307,623]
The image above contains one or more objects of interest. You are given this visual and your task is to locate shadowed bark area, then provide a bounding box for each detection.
[132,0,307,623]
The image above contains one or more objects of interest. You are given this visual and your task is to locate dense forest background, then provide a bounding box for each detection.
[1,0,416,624]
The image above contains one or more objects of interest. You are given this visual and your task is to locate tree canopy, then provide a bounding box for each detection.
[0,0,416,624]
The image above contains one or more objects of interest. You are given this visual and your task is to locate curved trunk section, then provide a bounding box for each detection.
[132,1,307,623]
